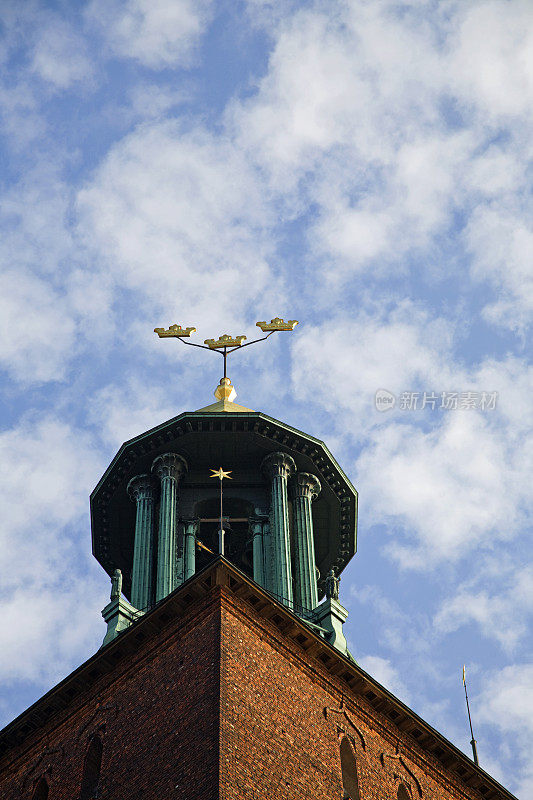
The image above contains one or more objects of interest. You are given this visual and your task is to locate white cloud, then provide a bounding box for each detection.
[449,0,533,120]
[465,206,533,333]
[127,82,190,120]
[30,17,93,90]
[292,311,531,568]
[230,0,533,326]
[435,565,533,652]
[291,306,455,423]
[0,79,45,148]
[88,377,181,448]
[352,583,433,658]
[86,0,214,69]
[358,654,412,705]
[0,4,93,94]
[357,409,529,569]
[0,167,116,385]
[0,168,75,275]
[76,120,284,331]
[0,415,107,693]
[476,664,533,799]
[0,269,76,384]
[0,417,101,582]
[0,580,105,687]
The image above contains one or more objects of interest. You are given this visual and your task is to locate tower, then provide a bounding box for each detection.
[0,336,517,800]
[93,376,357,657]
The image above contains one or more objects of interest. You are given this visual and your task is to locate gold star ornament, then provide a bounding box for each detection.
[209,467,233,480]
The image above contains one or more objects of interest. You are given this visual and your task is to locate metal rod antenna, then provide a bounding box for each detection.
[462,666,479,766]
[219,477,223,554]
[209,467,232,556]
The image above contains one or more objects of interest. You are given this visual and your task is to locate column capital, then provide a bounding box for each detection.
[127,473,155,502]
[290,472,321,501]
[261,451,296,480]
[151,452,188,481]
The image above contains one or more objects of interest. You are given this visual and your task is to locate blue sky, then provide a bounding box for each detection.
[0,0,531,795]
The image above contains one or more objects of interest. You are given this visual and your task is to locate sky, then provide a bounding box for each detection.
[0,0,531,795]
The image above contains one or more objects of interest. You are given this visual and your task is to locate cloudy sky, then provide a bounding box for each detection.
[0,0,531,795]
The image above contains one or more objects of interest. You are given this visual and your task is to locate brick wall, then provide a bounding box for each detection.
[0,592,220,800]
[219,588,486,800]
[0,581,496,800]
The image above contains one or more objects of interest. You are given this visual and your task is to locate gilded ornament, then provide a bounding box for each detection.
[256,318,298,332]
[154,324,196,338]
[204,334,247,349]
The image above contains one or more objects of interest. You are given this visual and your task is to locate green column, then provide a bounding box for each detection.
[151,452,187,602]
[184,520,197,582]
[251,517,267,588]
[261,452,296,606]
[290,472,321,611]
[127,474,156,610]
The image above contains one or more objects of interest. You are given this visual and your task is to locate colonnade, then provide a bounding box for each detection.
[260,452,321,612]
[127,452,193,611]
[126,450,321,615]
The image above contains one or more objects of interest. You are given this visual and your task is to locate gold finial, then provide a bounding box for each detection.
[256,318,298,332]
[204,334,247,349]
[214,377,237,402]
[154,324,196,338]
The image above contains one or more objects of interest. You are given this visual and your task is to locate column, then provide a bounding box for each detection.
[290,472,321,611]
[151,452,188,602]
[184,520,197,582]
[251,517,267,588]
[127,474,156,610]
[261,452,296,605]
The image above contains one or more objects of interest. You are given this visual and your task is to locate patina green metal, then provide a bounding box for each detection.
[314,596,350,657]
[151,453,187,602]
[290,472,321,611]
[251,517,267,588]
[184,521,197,581]
[101,569,138,646]
[90,410,357,620]
[261,452,295,605]
[127,474,155,610]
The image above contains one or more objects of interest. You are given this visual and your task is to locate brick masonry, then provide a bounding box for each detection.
[219,586,488,800]
[0,591,221,800]
[0,564,516,800]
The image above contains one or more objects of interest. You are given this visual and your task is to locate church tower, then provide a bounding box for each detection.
[0,324,517,800]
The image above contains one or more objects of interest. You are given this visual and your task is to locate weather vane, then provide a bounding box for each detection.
[154,317,298,389]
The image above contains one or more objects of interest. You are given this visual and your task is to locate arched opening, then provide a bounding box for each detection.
[32,777,49,800]
[397,784,411,800]
[194,496,254,577]
[79,735,103,800]
[340,736,360,799]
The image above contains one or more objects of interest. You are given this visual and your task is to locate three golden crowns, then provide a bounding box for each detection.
[154,318,298,348]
